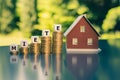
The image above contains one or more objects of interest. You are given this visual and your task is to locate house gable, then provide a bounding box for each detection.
[64,15,100,37]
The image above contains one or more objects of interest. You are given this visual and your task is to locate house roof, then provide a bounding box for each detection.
[64,15,100,36]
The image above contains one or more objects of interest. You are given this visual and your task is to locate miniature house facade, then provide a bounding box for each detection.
[64,15,101,54]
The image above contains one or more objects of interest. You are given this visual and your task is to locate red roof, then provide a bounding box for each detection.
[64,15,100,36]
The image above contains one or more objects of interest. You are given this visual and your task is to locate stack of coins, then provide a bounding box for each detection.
[19,40,29,56]
[10,50,18,55]
[41,36,51,54]
[30,36,41,56]
[10,44,18,55]
[19,47,29,57]
[10,44,19,63]
[29,43,40,56]
[19,46,29,66]
[52,31,63,54]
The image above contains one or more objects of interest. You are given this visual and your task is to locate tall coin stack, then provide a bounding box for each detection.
[30,36,40,57]
[41,30,51,54]
[52,24,63,54]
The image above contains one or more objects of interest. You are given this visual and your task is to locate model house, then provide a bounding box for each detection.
[64,15,101,54]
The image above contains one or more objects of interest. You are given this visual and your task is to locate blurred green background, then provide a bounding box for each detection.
[0,0,120,46]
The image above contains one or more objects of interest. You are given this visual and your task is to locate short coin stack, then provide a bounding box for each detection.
[41,36,51,54]
[19,47,29,56]
[10,44,18,55]
[52,25,63,54]
[30,36,40,56]
[30,43,40,56]
[19,40,29,56]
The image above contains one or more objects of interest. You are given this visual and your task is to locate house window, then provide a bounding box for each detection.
[87,38,93,45]
[72,38,78,45]
[80,26,85,32]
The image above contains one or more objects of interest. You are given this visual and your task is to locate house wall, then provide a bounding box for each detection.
[67,17,98,49]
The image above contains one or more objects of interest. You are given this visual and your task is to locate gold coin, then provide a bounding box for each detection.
[41,36,51,54]
[52,31,63,54]
[19,47,29,55]
[29,43,40,55]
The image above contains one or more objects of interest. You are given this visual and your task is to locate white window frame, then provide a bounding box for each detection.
[80,26,85,32]
[87,38,93,45]
[72,38,78,45]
